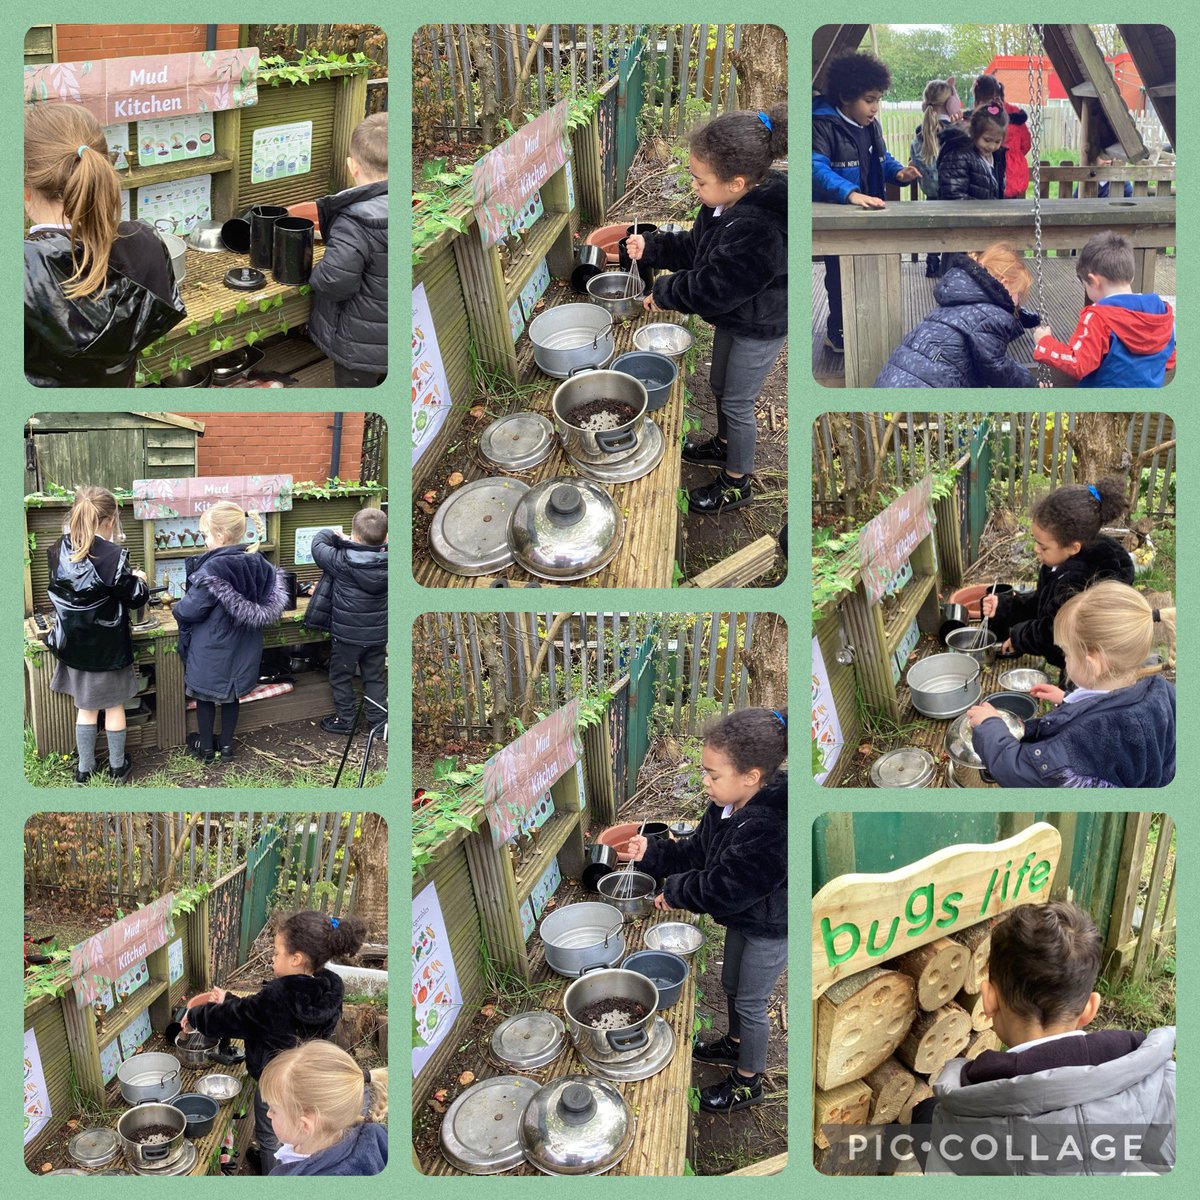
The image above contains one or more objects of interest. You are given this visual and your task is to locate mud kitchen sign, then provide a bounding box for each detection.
[24,49,260,124]
[132,474,293,520]
[859,476,933,605]
[482,698,581,845]
[811,823,1061,997]
[71,893,175,1005]
[472,98,569,248]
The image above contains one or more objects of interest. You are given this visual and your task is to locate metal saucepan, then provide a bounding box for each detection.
[946,625,999,667]
[540,902,626,978]
[116,1102,187,1168]
[528,304,614,378]
[551,368,647,465]
[117,1053,182,1106]
[597,869,657,920]
[586,270,646,320]
[175,1030,221,1069]
[906,653,981,719]
[562,966,659,1062]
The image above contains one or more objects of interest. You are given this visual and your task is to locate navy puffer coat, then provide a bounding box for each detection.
[303,530,388,647]
[937,123,1006,200]
[173,546,287,702]
[308,181,387,373]
[874,254,1039,388]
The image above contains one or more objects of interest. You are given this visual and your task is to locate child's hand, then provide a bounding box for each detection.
[848,191,886,209]
[642,294,667,313]
[185,990,214,1008]
[998,638,1014,655]
[1038,380,1053,388]
[1032,324,1052,342]
[1030,683,1066,706]
[180,1015,192,1033]
[625,234,646,261]
[132,568,147,581]
[210,986,228,1004]
[895,166,921,184]
[981,594,999,618]
[967,702,1001,728]
[624,835,648,861]
[653,893,673,912]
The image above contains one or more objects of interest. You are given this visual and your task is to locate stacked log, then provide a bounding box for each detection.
[813,1079,872,1150]
[964,1028,1003,1060]
[815,967,917,1090]
[951,917,1003,994]
[896,1001,971,1080]
[899,1079,935,1123]
[894,937,970,1010]
[864,1058,918,1123]
[956,988,993,1031]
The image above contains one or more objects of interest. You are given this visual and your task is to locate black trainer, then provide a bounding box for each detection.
[692,1033,741,1067]
[186,733,216,764]
[698,1071,763,1113]
[218,744,235,763]
[823,329,845,354]
[689,473,754,514]
[321,715,357,735]
[681,435,728,467]
[73,767,95,786]
[108,756,133,784]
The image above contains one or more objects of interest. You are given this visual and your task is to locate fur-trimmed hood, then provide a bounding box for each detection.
[186,545,287,628]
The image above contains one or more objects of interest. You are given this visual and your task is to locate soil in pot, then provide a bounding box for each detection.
[568,399,638,430]
[132,1126,180,1144]
[576,998,649,1030]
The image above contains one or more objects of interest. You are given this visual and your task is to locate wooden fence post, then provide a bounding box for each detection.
[1103,811,1153,976]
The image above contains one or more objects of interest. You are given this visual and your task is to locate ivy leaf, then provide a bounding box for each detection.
[186,320,199,337]
[209,337,223,352]
[297,284,312,296]
[258,298,273,313]
[272,295,283,310]
[211,309,224,326]
[221,336,235,351]
[234,299,249,316]
[244,330,260,346]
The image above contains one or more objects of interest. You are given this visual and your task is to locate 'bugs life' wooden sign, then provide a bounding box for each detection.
[812,823,1062,998]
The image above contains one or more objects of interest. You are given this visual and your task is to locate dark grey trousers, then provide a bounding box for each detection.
[710,327,786,475]
[721,928,788,1074]
[253,1088,279,1173]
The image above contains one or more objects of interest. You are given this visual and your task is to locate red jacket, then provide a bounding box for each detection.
[1002,103,1031,198]
[1034,295,1176,386]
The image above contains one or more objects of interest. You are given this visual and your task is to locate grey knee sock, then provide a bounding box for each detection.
[107,728,127,769]
[76,723,98,773]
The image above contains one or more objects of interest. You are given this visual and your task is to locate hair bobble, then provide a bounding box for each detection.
[985,105,1001,115]
[76,145,89,159]
[771,710,787,729]
[330,916,339,928]
[1087,484,1102,505]
[757,111,772,132]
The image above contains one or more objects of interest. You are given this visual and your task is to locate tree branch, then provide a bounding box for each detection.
[511,24,552,125]
[160,812,205,893]
[867,413,904,505]
[521,611,574,722]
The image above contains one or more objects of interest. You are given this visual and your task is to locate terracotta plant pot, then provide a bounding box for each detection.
[287,201,322,239]
[595,822,670,861]
[948,583,1014,620]
[586,223,633,266]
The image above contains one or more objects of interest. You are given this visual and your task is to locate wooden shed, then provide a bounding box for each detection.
[24,413,205,496]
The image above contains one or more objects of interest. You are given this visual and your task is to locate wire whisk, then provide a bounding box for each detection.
[623,218,643,299]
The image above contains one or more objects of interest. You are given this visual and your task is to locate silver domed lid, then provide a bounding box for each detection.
[519,1075,634,1176]
[509,478,622,581]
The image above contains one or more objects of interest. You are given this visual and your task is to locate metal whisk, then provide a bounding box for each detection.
[623,218,643,299]
[974,580,999,649]
[613,819,648,897]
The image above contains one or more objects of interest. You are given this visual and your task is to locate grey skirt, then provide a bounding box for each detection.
[50,662,138,710]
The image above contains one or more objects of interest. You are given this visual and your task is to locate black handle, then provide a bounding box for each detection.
[606,1024,649,1052]
[596,426,637,454]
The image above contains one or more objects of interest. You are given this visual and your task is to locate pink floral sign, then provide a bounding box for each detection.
[24,49,260,124]
[132,474,293,520]
[71,894,175,1006]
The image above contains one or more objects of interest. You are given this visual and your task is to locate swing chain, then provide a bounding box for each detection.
[1025,23,1049,383]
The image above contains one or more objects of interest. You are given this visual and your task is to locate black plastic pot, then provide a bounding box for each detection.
[622,949,689,1009]
[582,843,619,892]
[641,822,669,841]
[250,205,288,270]
[273,217,314,285]
[571,244,607,294]
[281,570,298,611]
[220,216,251,254]
[174,1093,219,1139]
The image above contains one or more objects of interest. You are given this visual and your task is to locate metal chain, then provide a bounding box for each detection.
[1025,24,1049,383]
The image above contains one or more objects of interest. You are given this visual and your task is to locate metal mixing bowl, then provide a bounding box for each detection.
[187,220,226,252]
[998,668,1050,693]
[643,922,703,956]
[633,323,694,357]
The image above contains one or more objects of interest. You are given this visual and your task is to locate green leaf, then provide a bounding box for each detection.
[272,295,283,310]
[211,309,224,326]
[258,298,273,313]
[221,336,235,351]
[186,320,199,337]
[244,329,260,346]
[209,337,223,352]
[297,284,312,296]
[234,299,249,316]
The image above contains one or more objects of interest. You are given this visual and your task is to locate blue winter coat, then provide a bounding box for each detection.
[303,530,388,647]
[972,674,1176,788]
[873,254,1039,388]
[173,546,287,702]
[812,95,906,203]
[270,1122,388,1176]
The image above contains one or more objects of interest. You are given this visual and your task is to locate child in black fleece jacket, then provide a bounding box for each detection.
[627,707,787,1114]
[626,106,788,515]
[184,910,366,1174]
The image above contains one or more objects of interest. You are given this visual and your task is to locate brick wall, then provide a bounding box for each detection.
[55,24,241,63]
[179,412,367,482]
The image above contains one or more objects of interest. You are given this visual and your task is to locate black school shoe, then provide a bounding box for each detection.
[681,435,728,468]
[823,329,845,354]
[699,1071,764,1113]
[320,715,357,735]
[186,734,217,765]
[692,1033,741,1067]
[689,472,754,514]
[108,756,133,784]
[73,767,95,786]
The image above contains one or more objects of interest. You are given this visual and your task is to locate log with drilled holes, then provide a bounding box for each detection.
[815,967,917,1090]
[898,1078,935,1123]
[896,1000,971,1078]
[964,1028,1003,1060]
[894,936,970,1011]
[951,916,1002,993]
[864,1057,918,1123]
[813,1079,873,1149]
[957,988,993,1031]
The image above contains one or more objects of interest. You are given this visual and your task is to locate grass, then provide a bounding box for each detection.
[23,725,386,789]
[1096,962,1176,1031]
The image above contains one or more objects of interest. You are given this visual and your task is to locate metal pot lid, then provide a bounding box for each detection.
[429,477,531,576]
[947,710,1023,770]
[566,418,664,485]
[519,1075,635,1176]
[491,1011,567,1069]
[479,412,555,471]
[439,1075,542,1175]
[69,1127,121,1167]
[509,478,622,581]
[575,1017,676,1083]
[870,747,936,788]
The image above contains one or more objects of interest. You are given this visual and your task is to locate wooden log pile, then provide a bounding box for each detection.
[815,967,916,1090]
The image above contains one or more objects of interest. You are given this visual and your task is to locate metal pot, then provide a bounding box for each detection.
[117,1053,182,1106]
[132,584,170,626]
[528,304,614,378]
[161,232,187,284]
[946,625,998,667]
[540,902,626,978]
[116,1102,187,1168]
[582,843,619,893]
[596,870,657,919]
[906,653,981,719]
[551,369,647,465]
[586,270,645,320]
[562,966,659,1062]
[984,690,1038,722]
[175,1030,220,1069]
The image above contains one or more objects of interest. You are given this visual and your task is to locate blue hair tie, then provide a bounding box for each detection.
[330,917,339,929]
[758,111,773,132]
[1087,484,1102,505]
[771,709,787,728]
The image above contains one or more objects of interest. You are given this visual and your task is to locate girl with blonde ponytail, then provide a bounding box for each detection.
[908,78,960,277]
[25,102,186,387]
[46,487,149,783]
[260,1041,388,1175]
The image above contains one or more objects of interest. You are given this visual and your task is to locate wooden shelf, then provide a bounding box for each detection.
[96,976,169,1044]
[503,210,570,306]
[118,152,235,192]
[514,808,581,907]
[883,574,936,657]
[153,543,275,559]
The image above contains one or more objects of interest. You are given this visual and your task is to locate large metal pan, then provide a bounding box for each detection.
[906,653,981,719]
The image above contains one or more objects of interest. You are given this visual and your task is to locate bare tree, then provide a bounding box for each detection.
[729,25,788,111]
[1067,412,1133,486]
[465,25,501,143]
[742,613,788,709]
[350,813,388,938]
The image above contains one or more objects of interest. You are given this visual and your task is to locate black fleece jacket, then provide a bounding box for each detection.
[635,773,787,939]
[641,170,787,340]
[937,123,1006,200]
[993,536,1135,667]
[187,969,345,1079]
